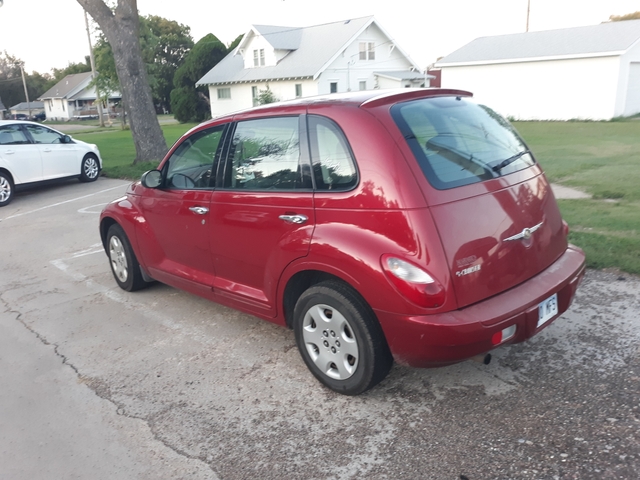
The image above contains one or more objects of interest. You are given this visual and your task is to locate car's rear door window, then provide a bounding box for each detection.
[0,125,30,145]
[391,96,535,190]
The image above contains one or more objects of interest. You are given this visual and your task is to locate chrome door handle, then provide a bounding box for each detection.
[189,206,209,215]
[279,214,308,224]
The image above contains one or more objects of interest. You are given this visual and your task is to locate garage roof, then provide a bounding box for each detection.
[437,19,640,66]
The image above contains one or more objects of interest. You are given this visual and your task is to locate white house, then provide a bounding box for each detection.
[435,20,640,120]
[38,72,121,121]
[197,16,429,117]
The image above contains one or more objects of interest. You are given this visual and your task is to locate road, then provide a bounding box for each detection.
[1,177,638,479]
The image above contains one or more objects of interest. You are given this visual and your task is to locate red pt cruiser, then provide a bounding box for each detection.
[100,89,586,395]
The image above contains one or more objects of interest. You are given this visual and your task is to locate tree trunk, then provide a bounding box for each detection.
[77,0,167,163]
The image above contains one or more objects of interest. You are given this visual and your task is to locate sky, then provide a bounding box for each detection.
[1,0,639,75]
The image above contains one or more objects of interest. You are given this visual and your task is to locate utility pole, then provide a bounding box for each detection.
[19,63,31,118]
[85,10,105,127]
[526,0,531,32]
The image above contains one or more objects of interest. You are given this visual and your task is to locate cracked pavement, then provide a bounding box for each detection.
[1,178,638,479]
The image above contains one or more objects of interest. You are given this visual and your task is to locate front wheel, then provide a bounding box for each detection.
[293,281,393,395]
[79,154,100,182]
[106,224,147,292]
[0,172,14,207]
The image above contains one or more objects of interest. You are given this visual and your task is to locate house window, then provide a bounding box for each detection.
[358,81,367,91]
[330,82,338,94]
[359,42,375,61]
[217,88,231,100]
[295,84,302,97]
[253,49,265,67]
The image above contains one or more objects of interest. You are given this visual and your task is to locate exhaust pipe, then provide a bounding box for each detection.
[471,353,492,365]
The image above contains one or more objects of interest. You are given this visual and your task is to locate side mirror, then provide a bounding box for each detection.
[141,169,162,188]
[62,135,72,144]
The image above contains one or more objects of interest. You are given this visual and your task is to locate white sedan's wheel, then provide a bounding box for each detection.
[80,155,100,182]
[0,173,14,207]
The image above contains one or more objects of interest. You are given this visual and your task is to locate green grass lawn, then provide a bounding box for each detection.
[514,121,640,274]
[74,122,197,179]
[74,118,640,276]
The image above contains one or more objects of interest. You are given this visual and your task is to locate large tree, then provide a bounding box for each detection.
[170,34,229,123]
[77,0,167,163]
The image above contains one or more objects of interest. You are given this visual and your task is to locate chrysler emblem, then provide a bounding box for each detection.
[504,221,543,242]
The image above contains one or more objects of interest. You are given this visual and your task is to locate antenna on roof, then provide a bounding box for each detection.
[345,20,351,24]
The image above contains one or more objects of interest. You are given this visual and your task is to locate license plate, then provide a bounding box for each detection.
[537,293,558,328]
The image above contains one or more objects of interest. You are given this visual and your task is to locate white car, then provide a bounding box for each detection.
[0,120,103,206]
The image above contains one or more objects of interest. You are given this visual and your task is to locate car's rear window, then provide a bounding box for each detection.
[391,96,535,190]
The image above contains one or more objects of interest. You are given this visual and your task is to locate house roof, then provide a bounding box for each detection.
[38,72,93,100]
[10,101,44,110]
[437,19,640,66]
[197,16,422,86]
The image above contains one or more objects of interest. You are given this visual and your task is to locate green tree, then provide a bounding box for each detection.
[170,33,228,123]
[93,14,193,114]
[143,15,194,113]
[609,11,640,21]
[257,85,278,105]
[51,59,92,82]
[0,52,54,109]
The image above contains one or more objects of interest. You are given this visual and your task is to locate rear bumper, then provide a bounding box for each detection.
[375,245,586,367]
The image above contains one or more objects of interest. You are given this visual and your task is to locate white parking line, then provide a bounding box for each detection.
[71,243,105,258]
[50,257,183,332]
[0,184,127,222]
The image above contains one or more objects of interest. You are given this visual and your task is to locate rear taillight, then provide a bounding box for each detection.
[562,220,570,237]
[381,255,445,308]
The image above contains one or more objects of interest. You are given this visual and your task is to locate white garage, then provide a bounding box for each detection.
[436,20,640,120]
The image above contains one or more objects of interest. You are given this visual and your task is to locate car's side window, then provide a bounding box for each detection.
[224,116,302,190]
[308,115,357,191]
[0,125,30,145]
[165,125,226,190]
[23,125,64,144]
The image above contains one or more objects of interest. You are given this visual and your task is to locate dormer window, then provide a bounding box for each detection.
[253,49,265,67]
[359,42,375,61]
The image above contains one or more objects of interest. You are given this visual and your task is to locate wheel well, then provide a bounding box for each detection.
[0,168,14,184]
[283,271,369,329]
[100,217,118,250]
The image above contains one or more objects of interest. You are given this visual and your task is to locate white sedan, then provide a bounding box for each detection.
[0,120,103,206]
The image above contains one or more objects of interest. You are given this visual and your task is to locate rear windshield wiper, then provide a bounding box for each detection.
[491,150,529,172]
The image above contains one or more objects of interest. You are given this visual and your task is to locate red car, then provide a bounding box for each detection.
[100,89,585,395]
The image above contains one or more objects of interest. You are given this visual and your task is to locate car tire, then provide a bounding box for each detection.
[293,280,393,395]
[106,224,147,292]
[79,154,100,182]
[0,172,14,207]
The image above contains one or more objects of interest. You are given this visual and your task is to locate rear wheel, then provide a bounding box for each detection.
[79,154,100,182]
[106,224,147,291]
[0,172,14,207]
[293,280,393,395]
